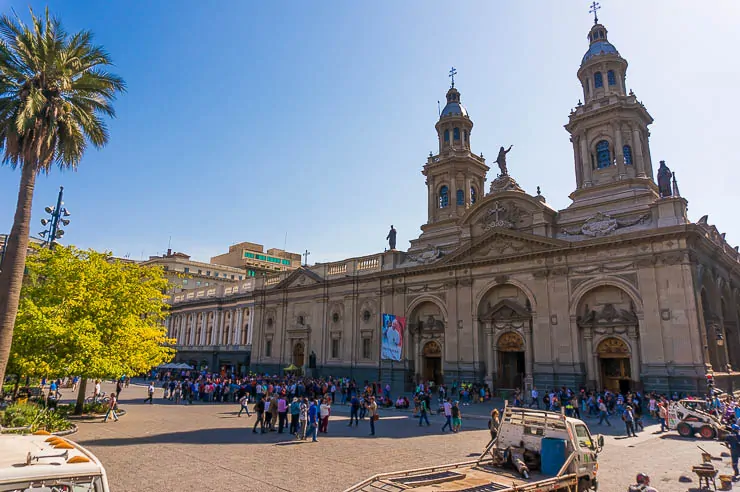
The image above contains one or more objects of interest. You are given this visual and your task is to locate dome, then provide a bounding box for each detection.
[582,41,619,65]
[440,101,468,117]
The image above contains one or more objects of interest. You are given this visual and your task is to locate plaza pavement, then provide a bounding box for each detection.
[57,382,737,492]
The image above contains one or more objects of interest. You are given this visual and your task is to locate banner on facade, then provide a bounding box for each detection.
[381,313,405,361]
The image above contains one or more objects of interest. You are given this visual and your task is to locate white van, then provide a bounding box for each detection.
[0,433,110,492]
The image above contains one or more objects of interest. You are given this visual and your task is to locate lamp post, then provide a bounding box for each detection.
[38,186,71,249]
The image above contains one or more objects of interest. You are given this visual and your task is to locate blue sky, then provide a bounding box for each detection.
[0,1,738,264]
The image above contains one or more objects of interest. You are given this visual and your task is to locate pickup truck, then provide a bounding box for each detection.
[345,404,604,492]
[0,433,110,492]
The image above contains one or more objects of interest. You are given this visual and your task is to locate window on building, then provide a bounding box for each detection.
[196,281,201,286]
[362,338,371,359]
[238,275,243,280]
[463,130,468,142]
[205,282,209,287]
[439,186,449,208]
[471,186,477,204]
[231,275,235,279]
[183,267,190,273]
[265,340,272,357]
[456,189,464,205]
[453,127,460,140]
[596,140,611,169]
[331,338,339,359]
[594,72,603,88]
[607,70,616,86]
[163,266,169,271]
[244,252,255,259]
[206,270,210,276]
[282,259,291,265]
[182,279,188,285]
[197,269,202,274]
[444,129,449,142]
[623,145,633,165]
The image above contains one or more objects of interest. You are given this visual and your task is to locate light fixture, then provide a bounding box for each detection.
[62,208,70,217]
[60,219,70,226]
[39,231,47,237]
[55,230,65,238]
[44,206,53,214]
[40,219,48,225]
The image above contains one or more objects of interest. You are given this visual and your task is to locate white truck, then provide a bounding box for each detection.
[345,404,604,492]
[0,433,110,492]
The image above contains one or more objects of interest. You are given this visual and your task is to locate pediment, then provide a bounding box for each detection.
[441,229,566,265]
[460,191,556,234]
[481,299,531,321]
[275,267,324,289]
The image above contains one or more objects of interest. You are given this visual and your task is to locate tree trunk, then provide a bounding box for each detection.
[0,162,38,385]
[74,378,87,415]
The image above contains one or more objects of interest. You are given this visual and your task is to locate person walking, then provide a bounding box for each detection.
[597,399,611,426]
[277,394,288,433]
[289,397,300,435]
[441,399,453,432]
[103,393,119,423]
[348,394,360,427]
[252,398,265,434]
[658,402,668,432]
[418,396,430,426]
[307,399,319,442]
[238,394,251,417]
[144,382,155,404]
[367,396,378,436]
[452,401,462,432]
[622,405,637,437]
[530,387,539,408]
[319,398,331,433]
[488,408,500,441]
[298,398,308,439]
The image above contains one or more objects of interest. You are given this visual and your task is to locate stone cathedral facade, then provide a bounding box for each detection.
[166,20,740,394]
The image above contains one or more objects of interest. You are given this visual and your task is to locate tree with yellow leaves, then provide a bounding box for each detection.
[8,245,175,413]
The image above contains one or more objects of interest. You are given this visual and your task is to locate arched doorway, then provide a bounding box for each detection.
[497,332,525,389]
[293,341,305,368]
[422,340,442,385]
[597,337,631,393]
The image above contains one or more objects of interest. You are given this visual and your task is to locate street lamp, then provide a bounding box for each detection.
[38,186,71,249]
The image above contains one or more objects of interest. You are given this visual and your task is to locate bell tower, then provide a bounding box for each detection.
[410,69,489,253]
[422,69,488,225]
[564,8,659,211]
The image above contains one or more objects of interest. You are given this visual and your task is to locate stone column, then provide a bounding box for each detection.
[190,315,197,345]
[628,330,641,383]
[450,173,457,214]
[484,322,494,388]
[580,134,592,186]
[613,122,625,178]
[572,137,582,189]
[247,308,254,346]
[235,309,243,345]
[427,179,434,222]
[492,339,499,389]
[525,319,534,379]
[631,126,646,177]
[583,325,596,388]
[414,334,422,382]
[201,312,207,345]
[465,176,472,207]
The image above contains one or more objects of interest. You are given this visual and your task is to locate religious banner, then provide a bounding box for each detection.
[381,313,405,361]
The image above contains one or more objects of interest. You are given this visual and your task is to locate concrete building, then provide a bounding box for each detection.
[210,241,301,277]
[166,19,740,394]
[143,249,247,294]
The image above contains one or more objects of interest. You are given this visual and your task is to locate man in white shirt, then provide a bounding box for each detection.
[144,382,155,404]
[441,399,453,432]
[530,388,539,409]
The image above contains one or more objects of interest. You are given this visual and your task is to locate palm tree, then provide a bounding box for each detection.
[0,8,125,385]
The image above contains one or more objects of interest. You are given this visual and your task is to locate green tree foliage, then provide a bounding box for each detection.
[9,246,174,409]
[0,7,125,384]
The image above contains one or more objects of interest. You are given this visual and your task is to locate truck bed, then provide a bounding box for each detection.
[344,458,578,492]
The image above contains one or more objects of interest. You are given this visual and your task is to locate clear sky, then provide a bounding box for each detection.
[0,1,738,264]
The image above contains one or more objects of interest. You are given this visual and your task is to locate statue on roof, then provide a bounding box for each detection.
[495,145,513,176]
[386,225,397,250]
[657,160,672,198]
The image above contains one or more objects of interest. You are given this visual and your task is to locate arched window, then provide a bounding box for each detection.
[453,128,460,140]
[594,72,603,88]
[596,140,611,169]
[456,189,464,205]
[623,145,633,165]
[470,186,477,204]
[444,129,450,142]
[439,186,449,208]
[607,70,616,86]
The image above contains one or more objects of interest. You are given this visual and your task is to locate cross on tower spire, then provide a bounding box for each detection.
[589,1,601,24]
[449,67,457,88]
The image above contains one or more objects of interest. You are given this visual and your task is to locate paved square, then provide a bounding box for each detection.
[63,383,735,492]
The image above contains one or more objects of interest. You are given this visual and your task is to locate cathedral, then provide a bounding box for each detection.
[166,18,740,395]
